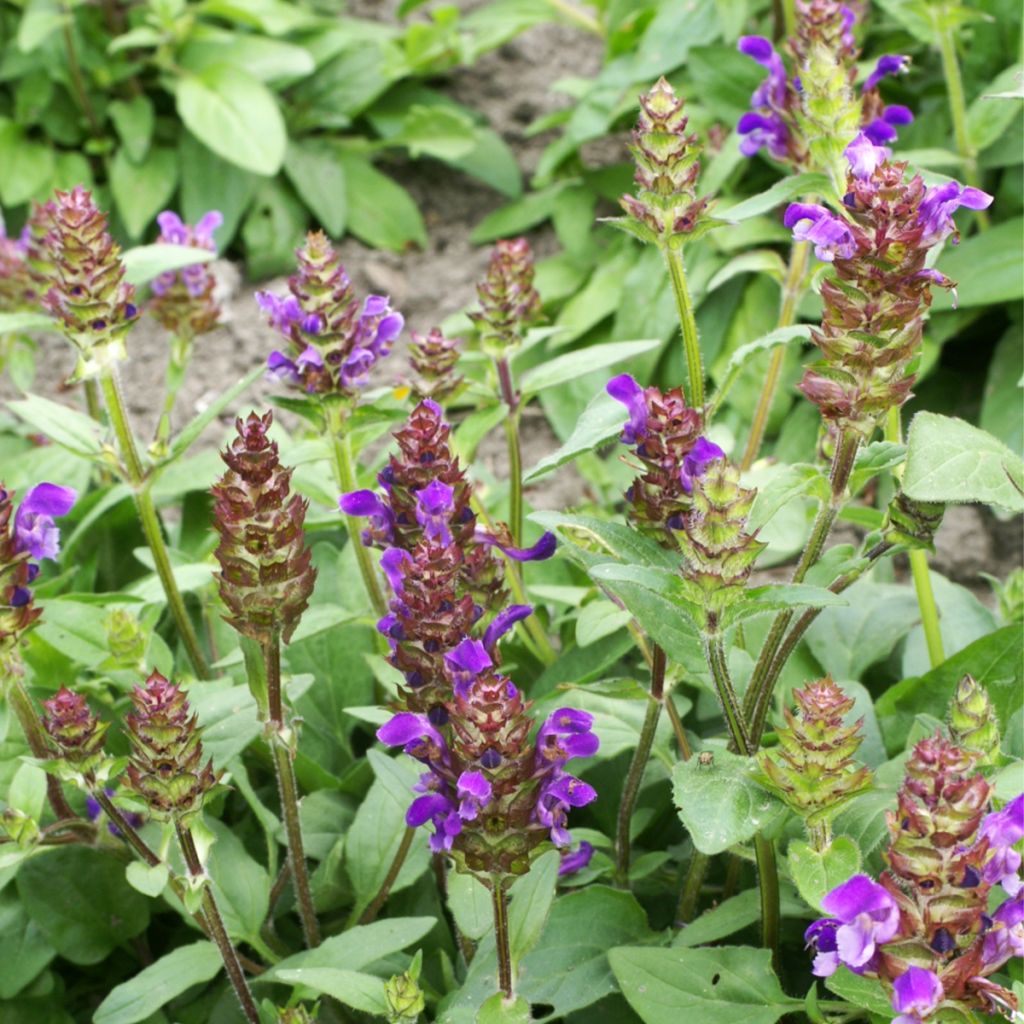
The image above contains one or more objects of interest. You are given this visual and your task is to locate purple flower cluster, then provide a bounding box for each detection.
[151,210,222,298]
[5,483,77,606]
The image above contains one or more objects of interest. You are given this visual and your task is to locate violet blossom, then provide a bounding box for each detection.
[978,793,1024,895]
[917,181,994,246]
[152,210,222,298]
[891,966,943,1024]
[807,874,900,975]
[982,892,1024,970]
[680,437,725,494]
[558,840,595,877]
[14,483,77,562]
[783,203,857,261]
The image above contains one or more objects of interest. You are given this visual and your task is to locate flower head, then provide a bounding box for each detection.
[784,203,857,261]
[13,483,76,561]
[468,238,540,354]
[891,966,943,1024]
[917,181,993,246]
[814,874,900,972]
[149,209,222,338]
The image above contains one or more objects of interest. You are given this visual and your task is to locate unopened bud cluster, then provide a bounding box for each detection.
[409,327,463,402]
[884,492,945,552]
[468,238,540,354]
[948,674,1000,766]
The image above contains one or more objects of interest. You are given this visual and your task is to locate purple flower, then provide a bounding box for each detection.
[380,547,412,595]
[804,918,840,977]
[153,210,222,298]
[680,437,725,494]
[414,480,455,545]
[255,291,303,334]
[840,5,856,50]
[483,604,533,651]
[377,712,447,763]
[738,36,788,108]
[784,203,857,262]
[607,374,648,443]
[86,787,144,837]
[536,772,597,846]
[536,708,600,765]
[444,638,493,698]
[862,105,914,146]
[891,966,943,1024]
[354,294,403,359]
[456,770,492,820]
[917,181,994,246]
[737,112,789,161]
[477,530,557,563]
[816,874,901,972]
[864,54,911,93]
[339,489,395,545]
[981,892,1024,970]
[14,483,77,561]
[406,792,462,852]
[558,840,595,877]
[845,132,889,180]
[979,793,1024,895]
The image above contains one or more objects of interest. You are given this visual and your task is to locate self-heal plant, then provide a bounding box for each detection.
[409,326,464,403]
[211,410,320,946]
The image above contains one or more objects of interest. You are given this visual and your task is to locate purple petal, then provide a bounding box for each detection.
[680,437,725,494]
[377,712,438,748]
[606,373,648,443]
[545,773,597,807]
[380,547,412,593]
[483,604,533,650]
[407,792,452,828]
[783,203,830,229]
[882,104,914,126]
[558,840,594,876]
[822,874,895,922]
[340,490,386,517]
[479,531,557,562]
[861,118,898,146]
[864,54,910,93]
[14,484,77,561]
[891,967,943,1016]
[737,36,774,64]
[844,132,889,180]
[444,638,493,690]
[194,210,224,244]
[156,211,187,244]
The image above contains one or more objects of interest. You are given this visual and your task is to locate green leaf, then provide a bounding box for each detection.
[121,243,216,287]
[518,887,657,1018]
[0,312,55,335]
[16,847,149,965]
[709,325,811,412]
[340,153,427,251]
[17,0,68,52]
[108,97,155,164]
[242,180,308,279]
[968,64,1024,151]
[447,872,493,942]
[524,389,624,482]
[175,64,287,176]
[345,750,431,918]
[109,146,179,239]
[206,819,270,944]
[284,139,348,236]
[673,889,761,948]
[935,217,1024,311]
[508,849,560,966]
[903,411,1024,513]
[0,120,54,205]
[738,583,847,620]
[470,182,573,244]
[707,249,787,292]
[180,31,316,83]
[271,968,387,1015]
[787,837,861,912]
[980,324,1024,454]
[876,625,1023,755]
[610,945,798,1024]
[0,892,55,999]
[825,966,893,1015]
[672,750,786,855]
[166,363,264,461]
[179,132,258,248]
[393,104,479,162]
[475,993,532,1024]
[92,941,220,1024]
[7,393,103,456]
[576,600,632,646]
[718,173,832,222]
[531,512,681,573]
[125,861,169,899]
[520,339,662,397]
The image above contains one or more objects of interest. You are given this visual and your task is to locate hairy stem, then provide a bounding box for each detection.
[98,370,210,678]
[175,822,261,1023]
[663,685,693,760]
[92,789,159,866]
[496,357,523,546]
[739,239,811,468]
[156,334,192,443]
[676,851,710,924]
[664,246,705,411]
[61,6,100,134]
[262,633,319,948]
[614,645,666,885]
[360,826,415,925]
[705,633,751,755]
[491,879,513,999]
[326,403,387,618]
[754,834,780,970]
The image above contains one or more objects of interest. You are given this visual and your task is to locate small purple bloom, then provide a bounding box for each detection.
[981,892,1024,970]
[377,712,446,761]
[156,211,188,246]
[340,490,386,518]
[414,480,456,545]
[918,180,994,246]
[737,111,789,160]
[607,374,648,443]
[845,132,889,180]
[444,638,493,698]
[840,5,856,49]
[804,918,840,977]
[267,350,299,384]
[456,770,492,820]
[537,708,600,764]
[864,54,911,93]
[738,36,788,108]
[784,203,857,262]
[406,792,462,852]
[380,547,412,595]
[194,210,223,246]
[891,966,943,1024]
[819,874,901,971]
[979,793,1024,895]
[536,772,597,847]
[14,483,77,561]
[558,840,595,877]
[483,604,533,651]
[680,437,725,494]
[477,530,557,563]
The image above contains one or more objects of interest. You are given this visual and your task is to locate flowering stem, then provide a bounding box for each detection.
[704,632,752,755]
[676,851,710,924]
[614,644,666,885]
[664,247,705,411]
[98,370,210,678]
[157,334,192,443]
[936,17,990,230]
[262,633,319,948]
[3,671,76,821]
[175,821,261,1024]
[753,833,780,969]
[60,6,100,135]
[359,826,415,925]
[739,239,811,468]
[781,0,797,36]
[325,403,387,618]
[496,358,524,546]
[92,789,159,866]
[885,407,945,667]
[491,878,514,999]
[664,684,693,760]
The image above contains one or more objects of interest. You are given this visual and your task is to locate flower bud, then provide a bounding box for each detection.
[0,223,34,311]
[2,807,40,847]
[469,238,541,355]
[105,608,147,669]
[275,1007,318,1024]
[40,187,140,380]
[124,671,218,820]
[212,412,317,645]
[409,327,463,402]
[948,675,1000,767]
[42,686,110,775]
[884,492,945,552]
[384,951,425,1024]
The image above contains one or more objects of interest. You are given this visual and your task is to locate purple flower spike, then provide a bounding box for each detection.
[483,604,533,651]
[918,181,994,246]
[456,770,492,820]
[891,966,943,1024]
[819,874,900,970]
[864,54,911,93]
[845,132,889,180]
[607,374,648,443]
[444,638,493,698]
[558,840,595,877]
[680,437,725,494]
[14,483,77,561]
[784,204,857,262]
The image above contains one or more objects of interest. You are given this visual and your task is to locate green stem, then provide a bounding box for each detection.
[93,789,159,866]
[705,632,752,755]
[676,851,710,924]
[885,408,945,668]
[156,333,192,443]
[262,634,319,948]
[491,878,513,999]
[936,16,990,230]
[496,358,523,545]
[546,0,604,34]
[4,670,75,820]
[664,246,705,411]
[98,370,210,678]
[614,645,665,885]
[739,239,811,468]
[781,0,797,36]
[176,822,261,1024]
[753,834,780,970]
[360,826,415,925]
[60,4,100,135]
[664,684,693,760]
[326,403,388,619]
